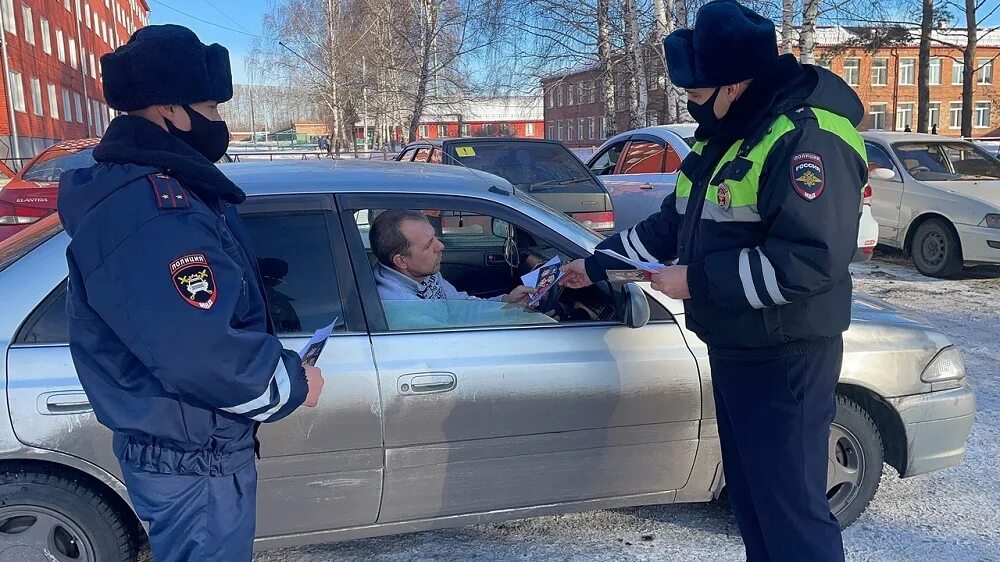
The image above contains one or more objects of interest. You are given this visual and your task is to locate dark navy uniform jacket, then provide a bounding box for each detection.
[58,116,308,476]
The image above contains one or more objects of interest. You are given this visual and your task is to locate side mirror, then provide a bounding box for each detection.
[621,282,651,329]
[870,167,896,181]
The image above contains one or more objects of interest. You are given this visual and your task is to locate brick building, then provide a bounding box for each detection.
[0,0,149,164]
[542,26,1000,147]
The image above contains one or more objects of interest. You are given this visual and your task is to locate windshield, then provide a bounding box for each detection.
[21,148,97,183]
[0,213,63,272]
[447,141,599,192]
[892,141,1000,181]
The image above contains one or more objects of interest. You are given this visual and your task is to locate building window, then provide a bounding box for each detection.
[871,58,888,86]
[418,125,428,138]
[62,88,71,122]
[588,116,595,140]
[436,124,446,137]
[895,102,913,131]
[40,18,50,54]
[547,89,554,109]
[69,38,78,68]
[74,93,83,123]
[899,58,916,86]
[599,117,607,139]
[89,53,96,79]
[949,101,962,129]
[22,4,34,45]
[557,120,563,141]
[8,70,24,112]
[578,118,585,142]
[928,101,941,130]
[952,60,964,85]
[47,83,58,118]
[102,20,107,43]
[81,47,87,75]
[567,84,574,106]
[64,0,70,10]
[870,103,887,130]
[843,58,860,86]
[978,59,994,85]
[975,101,991,128]
[567,119,574,141]
[525,122,535,136]
[929,58,941,85]
[547,122,554,139]
[461,123,471,137]
[92,13,98,34]
[556,86,563,107]
[29,77,42,116]
[56,29,65,61]
[590,82,598,104]
[2,0,15,35]
[85,3,91,28]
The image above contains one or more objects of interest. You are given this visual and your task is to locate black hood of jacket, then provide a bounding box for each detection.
[59,115,243,236]
[698,54,865,143]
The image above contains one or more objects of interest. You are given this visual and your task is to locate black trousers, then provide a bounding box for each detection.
[710,337,846,562]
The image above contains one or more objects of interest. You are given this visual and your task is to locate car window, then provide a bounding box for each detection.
[865,142,897,174]
[892,141,1000,180]
[21,148,97,183]
[18,283,69,344]
[0,214,63,273]
[619,140,667,174]
[413,148,431,163]
[399,148,417,161]
[241,211,345,335]
[589,141,627,175]
[449,141,603,194]
[429,148,443,164]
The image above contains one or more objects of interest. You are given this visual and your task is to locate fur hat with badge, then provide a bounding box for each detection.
[101,24,233,112]
[663,0,779,89]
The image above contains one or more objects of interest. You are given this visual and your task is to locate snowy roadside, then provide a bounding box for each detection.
[257,253,1000,562]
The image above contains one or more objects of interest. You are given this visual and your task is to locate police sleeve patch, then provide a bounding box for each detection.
[169,254,217,309]
[790,152,825,201]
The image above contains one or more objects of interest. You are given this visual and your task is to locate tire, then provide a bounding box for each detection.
[828,396,883,529]
[911,219,963,278]
[0,469,137,561]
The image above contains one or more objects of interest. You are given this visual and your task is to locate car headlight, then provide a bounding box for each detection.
[920,346,966,383]
[985,214,1000,229]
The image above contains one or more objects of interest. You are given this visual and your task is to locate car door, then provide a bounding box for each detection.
[597,135,682,229]
[340,192,702,523]
[6,195,384,538]
[865,140,906,244]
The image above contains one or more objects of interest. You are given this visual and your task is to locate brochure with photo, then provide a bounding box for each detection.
[298,318,338,367]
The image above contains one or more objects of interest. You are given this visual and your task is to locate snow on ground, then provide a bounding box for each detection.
[257,251,1000,562]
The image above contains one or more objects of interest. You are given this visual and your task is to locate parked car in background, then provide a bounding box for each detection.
[589,125,877,262]
[0,160,975,559]
[863,132,1000,277]
[0,139,99,242]
[396,138,616,232]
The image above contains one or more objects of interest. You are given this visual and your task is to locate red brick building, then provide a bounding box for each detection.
[0,0,149,164]
[542,27,1000,147]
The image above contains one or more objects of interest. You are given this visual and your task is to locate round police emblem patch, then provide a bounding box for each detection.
[717,183,732,211]
[791,152,825,201]
[170,254,217,310]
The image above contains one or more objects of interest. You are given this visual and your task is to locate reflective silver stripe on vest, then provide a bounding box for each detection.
[738,248,766,309]
[676,197,760,223]
[757,247,791,305]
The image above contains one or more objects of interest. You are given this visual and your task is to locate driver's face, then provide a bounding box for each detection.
[397,219,445,279]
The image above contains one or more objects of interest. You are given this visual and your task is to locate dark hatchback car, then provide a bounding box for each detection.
[396,138,615,232]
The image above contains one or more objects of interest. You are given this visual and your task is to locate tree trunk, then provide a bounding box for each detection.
[961,0,975,138]
[326,0,341,141]
[656,0,677,123]
[408,0,438,142]
[623,0,647,128]
[781,0,796,54]
[799,0,819,64]
[917,0,932,133]
[598,0,617,137]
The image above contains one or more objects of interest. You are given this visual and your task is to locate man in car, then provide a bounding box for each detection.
[371,210,534,303]
[561,1,867,561]
[56,25,323,561]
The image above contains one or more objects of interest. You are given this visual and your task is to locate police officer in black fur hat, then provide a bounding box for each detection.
[562,2,867,560]
[58,25,325,561]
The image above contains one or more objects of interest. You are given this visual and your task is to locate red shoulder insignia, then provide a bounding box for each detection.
[148,173,191,209]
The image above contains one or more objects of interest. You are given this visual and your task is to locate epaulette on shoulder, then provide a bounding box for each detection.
[147,173,191,209]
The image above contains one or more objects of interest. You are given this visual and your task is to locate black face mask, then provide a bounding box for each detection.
[687,88,722,137]
[165,105,230,162]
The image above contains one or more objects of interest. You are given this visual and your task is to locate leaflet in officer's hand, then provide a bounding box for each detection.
[298,318,338,367]
[522,255,563,307]
[598,249,666,273]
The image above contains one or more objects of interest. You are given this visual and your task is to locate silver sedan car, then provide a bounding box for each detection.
[0,161,975,560]
[863,132,1000,277]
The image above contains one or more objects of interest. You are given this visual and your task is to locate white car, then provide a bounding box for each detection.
[589,125,878,262]
[863,132,1000,277]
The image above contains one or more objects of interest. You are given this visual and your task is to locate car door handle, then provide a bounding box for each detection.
[398,373,457,395]
[485,254,505,266]
[641,182,653,190]
[38,391,92,415]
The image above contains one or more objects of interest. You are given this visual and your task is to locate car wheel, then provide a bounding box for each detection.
[828,395,883,529]
[911,219,963,278]
[0,470,137,561]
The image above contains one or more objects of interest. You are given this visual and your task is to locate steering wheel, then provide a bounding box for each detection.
[911,166,931,174]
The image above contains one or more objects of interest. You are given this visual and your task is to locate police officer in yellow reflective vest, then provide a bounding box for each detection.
[561,1,867,560]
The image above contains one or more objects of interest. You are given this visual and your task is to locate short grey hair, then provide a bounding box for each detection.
[369,210,430,268]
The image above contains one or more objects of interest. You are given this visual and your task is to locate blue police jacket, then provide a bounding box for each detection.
[57,116,308,476]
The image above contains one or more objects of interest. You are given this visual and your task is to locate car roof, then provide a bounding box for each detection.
[407,138,563,147]
[45,138,101,151]
[861,132,968,144]
[219,158,516,198]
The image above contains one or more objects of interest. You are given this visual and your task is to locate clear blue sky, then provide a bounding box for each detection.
[147,0,1000,87]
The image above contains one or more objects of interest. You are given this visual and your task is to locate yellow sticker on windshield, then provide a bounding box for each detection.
[455,146,476,157]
